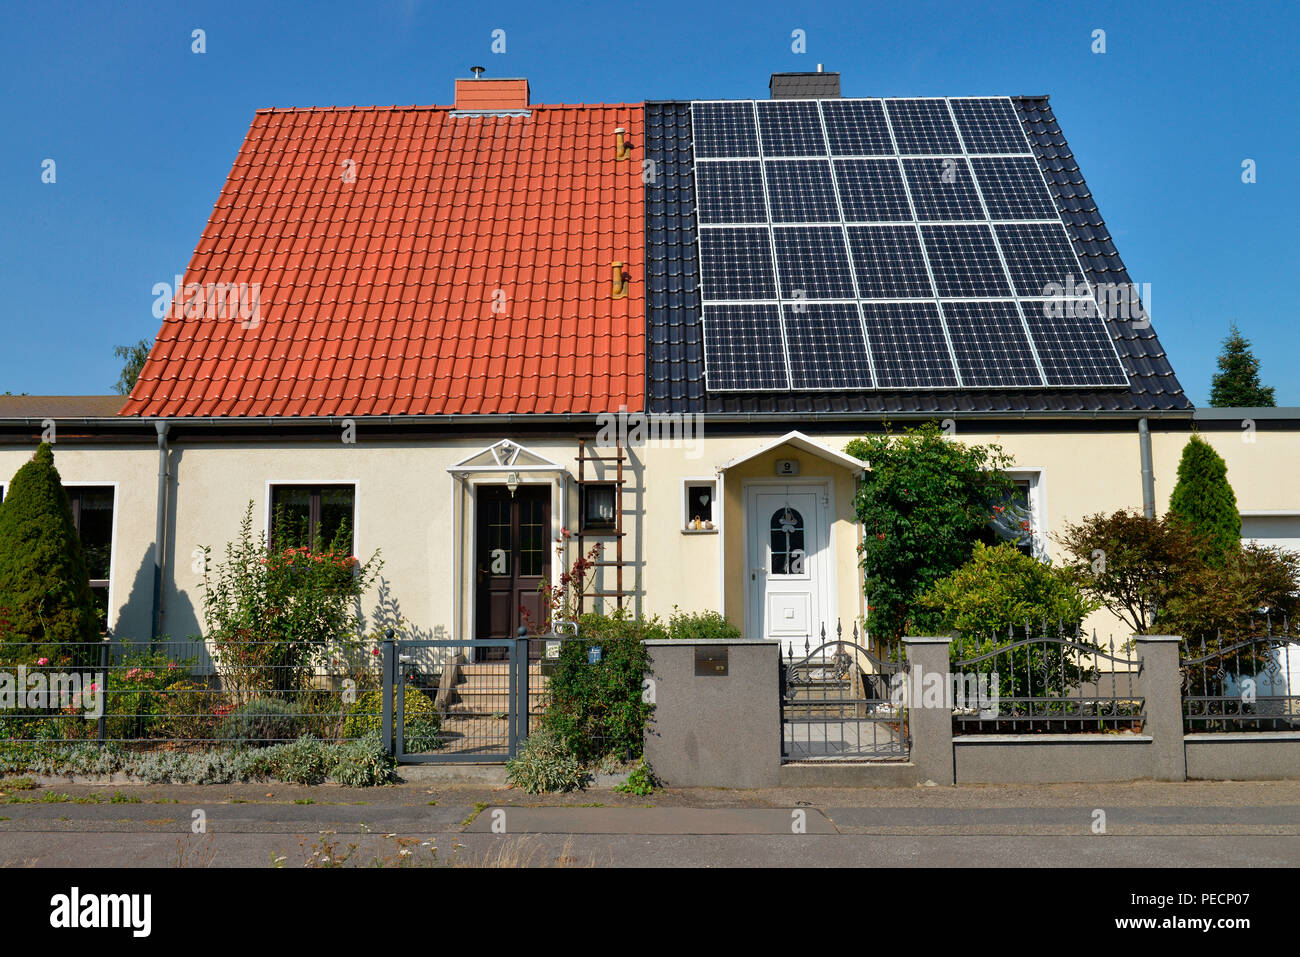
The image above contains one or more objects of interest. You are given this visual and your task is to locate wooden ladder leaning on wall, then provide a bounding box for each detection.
[573,437,633,614]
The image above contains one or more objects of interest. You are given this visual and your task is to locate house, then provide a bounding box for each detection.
[1,71,1296,654]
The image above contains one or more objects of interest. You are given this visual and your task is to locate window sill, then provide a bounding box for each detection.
[682,527,718,535]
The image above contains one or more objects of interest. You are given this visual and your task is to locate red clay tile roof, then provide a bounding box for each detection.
[122,103,646,417]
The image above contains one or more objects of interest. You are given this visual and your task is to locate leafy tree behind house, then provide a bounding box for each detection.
[112,338,153,396]
[846,422,1016,645]
[1167,434,1240,563]
[1209,322,1275,407]
[0,444,100,663]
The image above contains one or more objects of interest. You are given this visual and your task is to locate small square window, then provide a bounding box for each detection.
[684,481,717,532]
[581,484,616,531]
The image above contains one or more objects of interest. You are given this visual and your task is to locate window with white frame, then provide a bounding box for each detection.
[682,479,717,532]
[66,486,115,631]
[987,471,1045,558]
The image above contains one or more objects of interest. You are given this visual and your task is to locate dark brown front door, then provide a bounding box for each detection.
[475,484,550,654]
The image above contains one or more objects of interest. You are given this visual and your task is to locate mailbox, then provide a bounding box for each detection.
[694,646,729,677]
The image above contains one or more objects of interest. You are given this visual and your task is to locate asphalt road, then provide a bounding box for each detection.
[1,779,1297,867]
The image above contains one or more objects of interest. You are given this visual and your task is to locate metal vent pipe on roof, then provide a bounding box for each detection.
[614,127,630,161]
[612,262,627,299]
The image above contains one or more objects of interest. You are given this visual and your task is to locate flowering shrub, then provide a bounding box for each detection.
[524,541,603,632]
[105,649,197,739]
[201,503,381,702]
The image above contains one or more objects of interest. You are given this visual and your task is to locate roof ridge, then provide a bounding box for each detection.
[254,102,643,115]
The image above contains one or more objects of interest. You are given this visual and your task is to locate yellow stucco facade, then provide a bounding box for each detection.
[1,415,1295,648]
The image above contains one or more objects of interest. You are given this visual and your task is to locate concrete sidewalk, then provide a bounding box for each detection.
[1,778,1297,867]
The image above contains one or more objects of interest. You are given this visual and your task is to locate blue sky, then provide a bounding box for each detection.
[1,0,1295,404]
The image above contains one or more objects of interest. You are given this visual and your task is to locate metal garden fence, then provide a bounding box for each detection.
[0,638,385,749]
[1181,618,1300,733]
[951,622,1145,733]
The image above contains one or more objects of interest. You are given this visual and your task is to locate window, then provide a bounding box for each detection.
[987,474,1043,558]
[769,506,806,575]
[66,486,114,630]
[683,479,718,532]
[270,485,356,553]
[580,483,616,532]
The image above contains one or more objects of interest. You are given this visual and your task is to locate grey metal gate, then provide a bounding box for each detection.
[382,636,530,763]
[780,623,909,761]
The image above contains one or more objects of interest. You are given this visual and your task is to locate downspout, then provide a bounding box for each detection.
[1138,417,1155,519]
[151,420,170,639]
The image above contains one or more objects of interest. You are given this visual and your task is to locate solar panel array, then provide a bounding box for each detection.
[691,97,1129,391]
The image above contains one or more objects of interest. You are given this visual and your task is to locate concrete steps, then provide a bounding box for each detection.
[444,662,548,715]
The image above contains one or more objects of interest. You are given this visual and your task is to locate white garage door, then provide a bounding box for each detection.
[1240,514,1300,553]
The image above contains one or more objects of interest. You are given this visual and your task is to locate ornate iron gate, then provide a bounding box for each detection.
[382,637,530,763]
[780,623,909,761]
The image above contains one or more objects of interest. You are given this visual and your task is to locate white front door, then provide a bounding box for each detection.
[747,484,831,657]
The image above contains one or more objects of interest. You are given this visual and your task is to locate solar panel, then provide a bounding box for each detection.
[902,158,985,221]
[920,224,1012,297]
[782,303,874,389]
[695,161,767,224]
[859,302,959,387]
[970,157,1059,220]
[773,226,855,299]
[1023,301,1129,386]
[687,97,1132,392]
[995,223,1087,297]
[692,102,759,158]
[702,303,789,390]
[948,98,1033,154]
[847,225,933,298]
[821,99,895,156]
[764,160,839,223]
[834,159,912,222]
[756,100,826,156]
[698,227,776,299]
[885,99,962,154]
[942,301,1043,386]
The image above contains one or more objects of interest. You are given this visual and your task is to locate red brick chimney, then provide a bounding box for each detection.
[454,76,530,111]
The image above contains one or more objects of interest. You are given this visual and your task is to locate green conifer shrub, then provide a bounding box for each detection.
[0,444,100,665]
[1167,435,1241,563]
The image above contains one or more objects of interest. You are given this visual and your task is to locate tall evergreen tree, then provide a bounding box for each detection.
[1209,322,1276,407]
[0,444,100,663]
[1167,434,1241,564]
